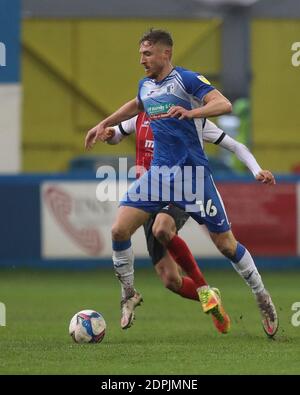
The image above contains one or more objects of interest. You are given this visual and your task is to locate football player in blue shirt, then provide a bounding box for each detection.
[85,29,278,337]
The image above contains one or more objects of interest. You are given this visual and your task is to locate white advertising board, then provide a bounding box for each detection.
[41,181,220,259]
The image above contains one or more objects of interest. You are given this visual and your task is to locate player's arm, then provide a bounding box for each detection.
[162,71,232,120]
[85,98,141,149]
[105,116,138,145]
[221,136,275,184]
[165,89,232,120]
[93,116,138,145]
[203,121,275,185]
[194,89,232,118]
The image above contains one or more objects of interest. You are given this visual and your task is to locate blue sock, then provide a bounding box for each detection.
[112,239,131,251]
[231,243,264,294]
[112,239,134,300]
[232,242,246,263]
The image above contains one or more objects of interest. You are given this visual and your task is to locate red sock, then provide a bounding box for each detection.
[177,277,199,301]
[168,234,207,288]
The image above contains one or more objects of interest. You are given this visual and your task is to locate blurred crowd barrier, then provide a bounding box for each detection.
[0,173,299,269]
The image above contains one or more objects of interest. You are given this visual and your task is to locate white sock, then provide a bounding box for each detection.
[231,244,265,294]
[112,244,135,300]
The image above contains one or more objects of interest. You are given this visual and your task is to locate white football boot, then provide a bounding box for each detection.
[255,289,279,337]
[120,291,143,329]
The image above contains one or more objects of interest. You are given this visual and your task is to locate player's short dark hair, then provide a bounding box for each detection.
[139,28,173,47]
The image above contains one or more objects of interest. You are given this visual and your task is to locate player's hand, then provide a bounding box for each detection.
[99,127,115,142]
[255,170,276,185]
[85,125,98,150]
[85,123,108,150]
[161,106,193,120]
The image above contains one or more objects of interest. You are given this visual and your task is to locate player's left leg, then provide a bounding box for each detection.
[196,171,278,337]
[210,230,279,337]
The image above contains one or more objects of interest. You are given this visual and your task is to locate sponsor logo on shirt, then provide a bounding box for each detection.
[147,103,173,118]
[145,140,154,148]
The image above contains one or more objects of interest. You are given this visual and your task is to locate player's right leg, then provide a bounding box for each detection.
[111,205,150,329]
[154,252,229,334]
[144,214,199,300]
[152,207,208,291]
[115,168,170,328]
[154,253,184,293]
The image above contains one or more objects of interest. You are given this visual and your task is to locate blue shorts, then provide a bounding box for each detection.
[120,166,230,233]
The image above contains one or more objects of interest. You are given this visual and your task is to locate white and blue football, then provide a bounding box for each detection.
[69,309,106,344]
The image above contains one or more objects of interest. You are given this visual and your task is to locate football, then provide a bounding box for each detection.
[69,309,106,344]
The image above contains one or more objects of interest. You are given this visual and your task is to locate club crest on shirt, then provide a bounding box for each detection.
[166,83,175,94]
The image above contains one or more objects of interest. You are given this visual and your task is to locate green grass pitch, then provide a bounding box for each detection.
[0,267,299,375]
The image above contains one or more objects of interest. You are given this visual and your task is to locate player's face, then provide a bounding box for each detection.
[139,41,170,80]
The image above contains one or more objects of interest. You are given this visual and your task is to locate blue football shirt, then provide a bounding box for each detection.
[138,66,215,168]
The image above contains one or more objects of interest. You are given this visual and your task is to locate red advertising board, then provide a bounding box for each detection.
[217,183,297,256]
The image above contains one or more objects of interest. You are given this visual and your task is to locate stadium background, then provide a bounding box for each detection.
[0,0,300,375]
